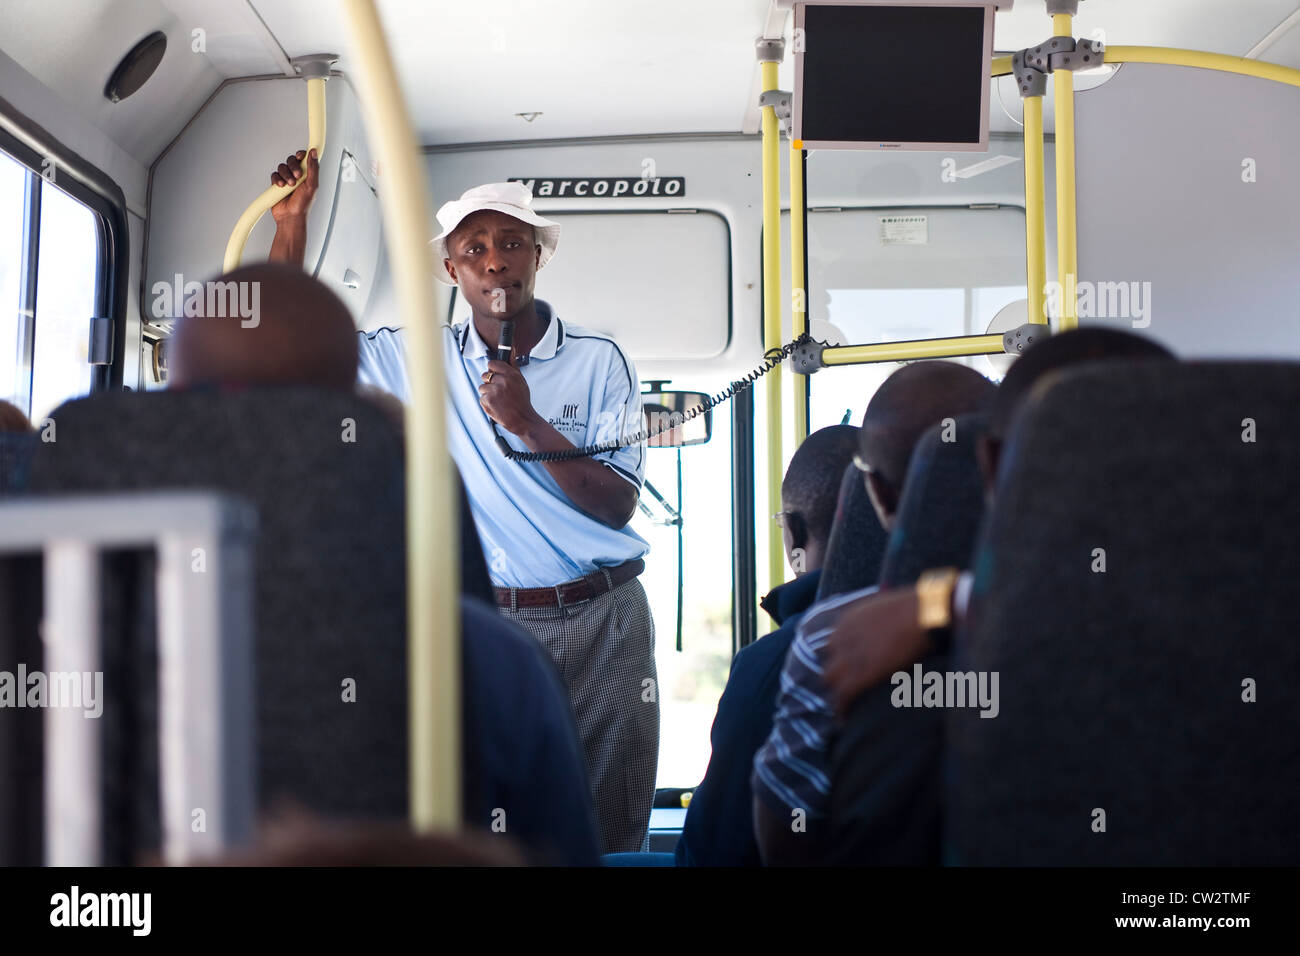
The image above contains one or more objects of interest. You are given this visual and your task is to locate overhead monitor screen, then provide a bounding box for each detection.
[794,3,994,151]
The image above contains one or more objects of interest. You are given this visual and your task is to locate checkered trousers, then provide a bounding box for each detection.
[499,577,660,855]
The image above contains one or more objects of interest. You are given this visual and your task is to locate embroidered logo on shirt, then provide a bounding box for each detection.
[550,402,586,435]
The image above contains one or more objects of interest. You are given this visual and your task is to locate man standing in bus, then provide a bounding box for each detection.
[265,150,658,854]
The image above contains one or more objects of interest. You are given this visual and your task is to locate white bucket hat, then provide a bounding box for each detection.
[430,182,560,285]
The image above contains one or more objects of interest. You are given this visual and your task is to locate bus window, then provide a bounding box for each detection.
[30,179,98,422]
[789,205,1026,429]
[0,150,25,408]
[532,210,731,360]
[632,408,733,789]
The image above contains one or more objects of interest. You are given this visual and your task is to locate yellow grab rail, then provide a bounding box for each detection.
[1107,46,1300,88]
[342,0,460,831]
[223,76,327,271]
[995,46,1300,87]
[1052,12,1079,331]
[1023,94,1048,324]
[790,141,808,448]
[823,334,1005,366]
[759,57,785,594]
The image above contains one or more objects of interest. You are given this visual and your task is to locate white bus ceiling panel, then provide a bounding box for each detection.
[146,75,380,325]
[535,211,730,363]
[0,0,224,173]
[1075,63,1300,358]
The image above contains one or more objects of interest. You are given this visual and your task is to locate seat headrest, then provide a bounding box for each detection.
[878,411,988,588]
[815,462,888,602]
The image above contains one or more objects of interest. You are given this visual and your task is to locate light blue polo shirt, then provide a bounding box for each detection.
[356,300,650,589]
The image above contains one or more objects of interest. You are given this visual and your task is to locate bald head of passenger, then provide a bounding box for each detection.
[858,361,995,531]
[976,327,1175,499]
[168,263,357,391]
[0,399,33,434]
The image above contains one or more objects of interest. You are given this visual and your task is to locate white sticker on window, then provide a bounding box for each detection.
[879,215,929,246]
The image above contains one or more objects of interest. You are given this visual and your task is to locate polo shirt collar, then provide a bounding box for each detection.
[458,300,564,362]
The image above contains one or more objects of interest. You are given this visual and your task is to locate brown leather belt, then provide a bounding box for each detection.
[494,558,644,609]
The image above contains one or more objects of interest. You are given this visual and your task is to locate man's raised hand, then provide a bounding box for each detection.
[270,149,319,224]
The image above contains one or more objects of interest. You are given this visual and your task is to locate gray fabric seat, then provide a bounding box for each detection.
[824,413,988,864]
[815,463,889,601]
[947,362,1300,865]
[26,387,411,858]
[877,412,988,588]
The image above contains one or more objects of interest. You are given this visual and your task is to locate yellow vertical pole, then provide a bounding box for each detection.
[759,46,785,594]
[1053,12,1079,330]
[342,0,460,832]
[790,141,808,447]
[1023,94,1048,324]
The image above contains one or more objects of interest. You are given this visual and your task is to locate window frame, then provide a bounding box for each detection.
[0,107,130,414]
[530,207,735,359]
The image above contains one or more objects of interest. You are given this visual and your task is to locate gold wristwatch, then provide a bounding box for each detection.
[915,568,961,647]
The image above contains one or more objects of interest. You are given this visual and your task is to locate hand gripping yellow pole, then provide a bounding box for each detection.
[758,38,785,597]
[342,0,460,832]
[222,58,332,272]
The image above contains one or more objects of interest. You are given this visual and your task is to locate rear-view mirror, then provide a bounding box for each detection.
[642,391,712,447]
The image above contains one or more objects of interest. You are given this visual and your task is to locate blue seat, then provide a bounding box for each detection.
[602,851,676,866]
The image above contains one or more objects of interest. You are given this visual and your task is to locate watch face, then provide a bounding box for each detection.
[917,569,960,631]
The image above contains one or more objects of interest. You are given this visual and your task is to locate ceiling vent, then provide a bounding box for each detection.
[104,31,168,103]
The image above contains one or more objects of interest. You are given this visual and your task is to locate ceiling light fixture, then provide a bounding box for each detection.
[515,112,543,122]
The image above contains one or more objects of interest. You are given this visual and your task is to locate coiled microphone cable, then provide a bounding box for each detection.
[491,332,814,463]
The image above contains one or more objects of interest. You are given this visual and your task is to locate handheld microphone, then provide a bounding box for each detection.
[495,321,515,364]
[491,321,516,456]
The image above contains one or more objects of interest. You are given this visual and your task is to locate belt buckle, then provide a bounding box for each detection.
[554,583,566,611]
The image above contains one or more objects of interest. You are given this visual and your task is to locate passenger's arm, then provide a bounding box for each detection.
[823,587,933,717]
[267,149,319,268]
[478,358,637,528]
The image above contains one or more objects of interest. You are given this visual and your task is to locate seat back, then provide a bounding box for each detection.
[26,387,410,858]
[815,463,888,602]
[877,412,988,587]
[947,362,1300,865]
[824,413,987,864]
